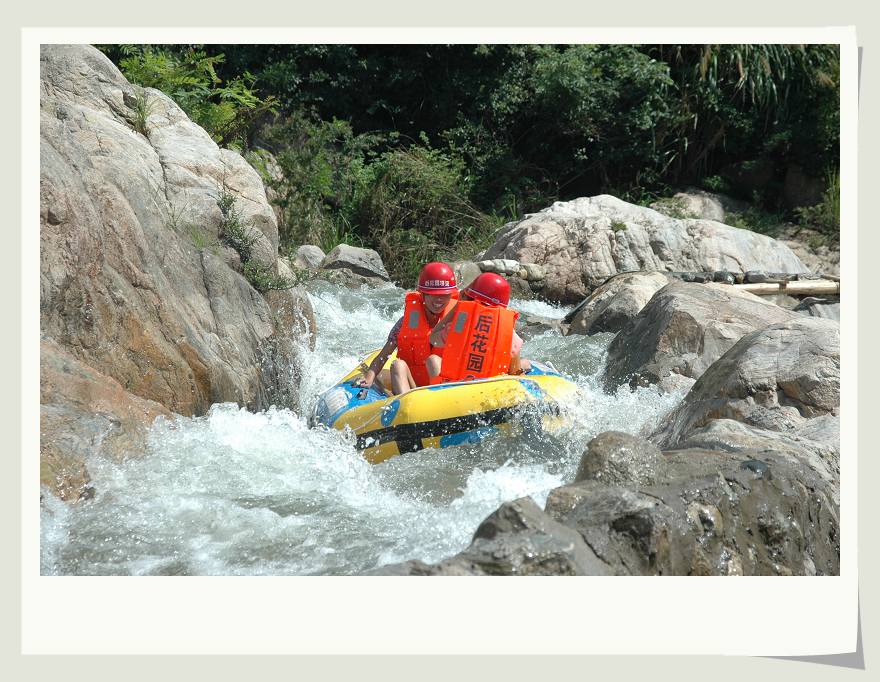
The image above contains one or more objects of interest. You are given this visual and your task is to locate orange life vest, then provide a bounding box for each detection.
[439,300,518,382]
[396,291,459,387]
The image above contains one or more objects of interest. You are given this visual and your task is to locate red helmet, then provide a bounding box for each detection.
[418,262,457,294]
[464,272,510,307]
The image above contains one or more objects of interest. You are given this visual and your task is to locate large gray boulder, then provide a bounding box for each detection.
[369,497,610,576]
[544,447,839,576]
[565,271,672,336]
[481,195,807,303]
[293,244,326,270]
[515,312,567,340]
[40,45,315,497]
[389,440,840,576]
[651,318,840,493]
[602,281,797,391]
[321,243,390,281]
[574,431,664,486]
[451,260,483,290]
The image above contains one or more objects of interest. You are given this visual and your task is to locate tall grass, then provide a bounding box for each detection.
[795,168,840,240]
[216,187,260,262]
[130,88,155,137]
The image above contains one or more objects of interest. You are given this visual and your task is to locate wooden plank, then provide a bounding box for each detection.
[733,280,840,296]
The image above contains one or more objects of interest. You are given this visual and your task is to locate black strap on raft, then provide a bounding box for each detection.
[356,402,561,453]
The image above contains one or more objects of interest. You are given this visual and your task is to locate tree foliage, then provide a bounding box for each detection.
[100,43,841,282]
[102,44,277,148]
[647,44,839,182]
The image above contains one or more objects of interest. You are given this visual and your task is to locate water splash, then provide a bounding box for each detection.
[510,297,574,319]
[41,279,685,575]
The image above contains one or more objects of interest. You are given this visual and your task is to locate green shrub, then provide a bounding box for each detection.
[129,87,155,136]
[644,45,840,185]
[795,168,840,239]
[725,202,785,238]
[114,45,276,148]
[353,143,501,284]
[701,175,731,194]
[650,197,696,219]
[260,112,380,252]
[100,44,839,221]
[254,115,502,284]
[610,219,627,232]
[216,187,260,261]
[445,44,678,211]
[215,189,295,292]
[241,261,294,292]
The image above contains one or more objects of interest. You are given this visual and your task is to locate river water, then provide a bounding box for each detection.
[40,280,684,575]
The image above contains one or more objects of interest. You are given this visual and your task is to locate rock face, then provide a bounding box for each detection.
[481,195,807,303]
[259,286,318,408]
[651,318,840,494]
[544,447,838,576]
[565,271,671,336]
[41,339,172,501]
[368,283,839,578]
[40,45,315,498]
[321,243,390,281]
[369,497,611,576]
[603,281,797,391]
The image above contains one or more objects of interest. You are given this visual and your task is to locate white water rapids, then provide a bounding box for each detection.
[41,280,684,575]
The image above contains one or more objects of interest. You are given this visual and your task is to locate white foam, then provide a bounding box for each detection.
[511,297,574,319]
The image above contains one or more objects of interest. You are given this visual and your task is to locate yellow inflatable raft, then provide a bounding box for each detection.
[311,350,579,463]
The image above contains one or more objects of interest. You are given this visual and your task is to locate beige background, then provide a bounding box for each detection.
[2,0,873,676]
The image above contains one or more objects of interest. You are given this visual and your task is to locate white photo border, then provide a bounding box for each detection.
[23,26,858,656]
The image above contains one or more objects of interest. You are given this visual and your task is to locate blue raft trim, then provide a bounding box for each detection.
[439,426,498,447]
[518,378,546,400]
[318,383,388,428]
[381,399,401,426]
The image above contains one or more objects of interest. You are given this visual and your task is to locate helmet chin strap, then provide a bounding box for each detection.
[466,290,504,306]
